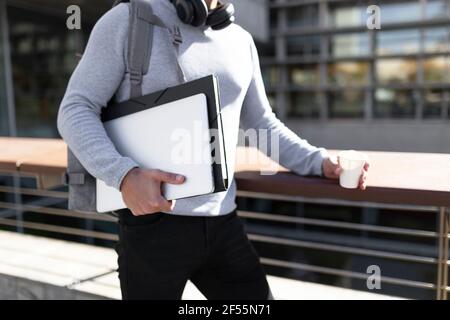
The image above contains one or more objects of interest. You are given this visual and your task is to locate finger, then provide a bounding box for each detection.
[330,156,339,165]
[130,207,143,216]
[334,166,343,176]
[364,162,370,171]
[359,177,367,190]
[169,200,176,211]
[141,201,159,214]
[152,170,185,184]
[359,174,367,185]
[156,197,172,212]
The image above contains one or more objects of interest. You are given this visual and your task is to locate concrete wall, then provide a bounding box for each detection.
[0,273,106,300]
[285,120,450,153]
[232,0,269,42]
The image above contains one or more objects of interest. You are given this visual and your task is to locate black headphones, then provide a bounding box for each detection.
[169,0,235,30]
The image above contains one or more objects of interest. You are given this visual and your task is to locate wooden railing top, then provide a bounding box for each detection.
[1,137,449,207]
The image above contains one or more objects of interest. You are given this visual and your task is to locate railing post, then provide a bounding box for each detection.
[443,208,449,300]
[436,207,449,300]
[13,173,24,233]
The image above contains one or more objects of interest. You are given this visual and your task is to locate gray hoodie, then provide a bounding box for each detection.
[57,0,328,216]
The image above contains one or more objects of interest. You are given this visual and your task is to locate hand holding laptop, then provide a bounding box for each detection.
[121,168,186,216]
[95,76,228,214]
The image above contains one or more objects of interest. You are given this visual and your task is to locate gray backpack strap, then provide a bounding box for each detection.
[128,0,155,98]
[65,0,156,213]
[65,148,96,213]
[130,0,187,85]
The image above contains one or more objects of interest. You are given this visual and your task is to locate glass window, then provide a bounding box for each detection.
[379,1,422,24]
[289,65,319,86]
[262,66,279,88]
[269,7,278,28]
[8,6,88,137]
[377,59,417,84]
[424,27,450,53]
[288,91,321,119]
[287,35,320,57]
[267,93,277,113]
[329,3,367,27]
[330,33,369,58]
[423,89,446,119]
[328,62,369,86]
[375,89,416,118]
[377,29,421,55]
[287,5,319,28]
[0,6,9,135]
[426,0,450,19]
[447,91,450,120]
[424,56,450,83]
[329,90,364,118]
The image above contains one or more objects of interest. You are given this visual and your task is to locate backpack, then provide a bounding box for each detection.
[64,0,184,213]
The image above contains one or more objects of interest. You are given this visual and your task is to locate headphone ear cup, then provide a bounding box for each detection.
[189,0,209,27]
[174,0,195,25]
[206,3,235,30]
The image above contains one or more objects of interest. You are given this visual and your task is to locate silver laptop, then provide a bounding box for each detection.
[96,93,216,213]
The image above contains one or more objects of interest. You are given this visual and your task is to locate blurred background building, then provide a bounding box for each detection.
[0,0,449,300]
[1,0,450,152]
[262,0,450,153]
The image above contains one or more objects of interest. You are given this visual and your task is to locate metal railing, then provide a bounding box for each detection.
[237,190,449,300]
[0,172,449,300]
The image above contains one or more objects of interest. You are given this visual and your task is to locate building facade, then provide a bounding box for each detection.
[262,0,450,153]
[2,0,449,153]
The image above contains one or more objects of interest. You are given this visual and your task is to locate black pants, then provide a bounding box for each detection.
[115,209,270,300]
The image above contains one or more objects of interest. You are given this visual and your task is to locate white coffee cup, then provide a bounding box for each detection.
[338,150,368,189]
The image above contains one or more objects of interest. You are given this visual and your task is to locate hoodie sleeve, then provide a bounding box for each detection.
[57,4,138,190]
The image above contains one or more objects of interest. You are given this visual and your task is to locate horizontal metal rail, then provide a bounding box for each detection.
[0,185,68,199]
[0,201,117,222]
[248,233,438,265]
[260,257,436,291]
[0,218,118,241]
[237,190,439,213]
[238,210,441,239]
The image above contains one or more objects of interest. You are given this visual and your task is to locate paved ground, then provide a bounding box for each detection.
[0,230,403,300]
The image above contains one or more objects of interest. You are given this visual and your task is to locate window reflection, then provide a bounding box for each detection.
[330,33,369,58]
[377,29,420,55]
[377,59,417,84]
[375,89,416,118]
[328,62,369,86]
[287,5,319,28]
[329,90,364,118]
[288,91,321,118]
[426,0,450,19]
[8,6,87,137]
[424,56,450,83]
[262,66,279,88]
[289,65,319,86]
[329,3,367,27]
[424,27,450,53]
[0,36,8,135]
[267,93,277,113]
[287,35,321,57]
[379,1,422,24]
[423,89,447,118]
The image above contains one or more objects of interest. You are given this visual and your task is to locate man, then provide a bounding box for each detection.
[58,0,369,300]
